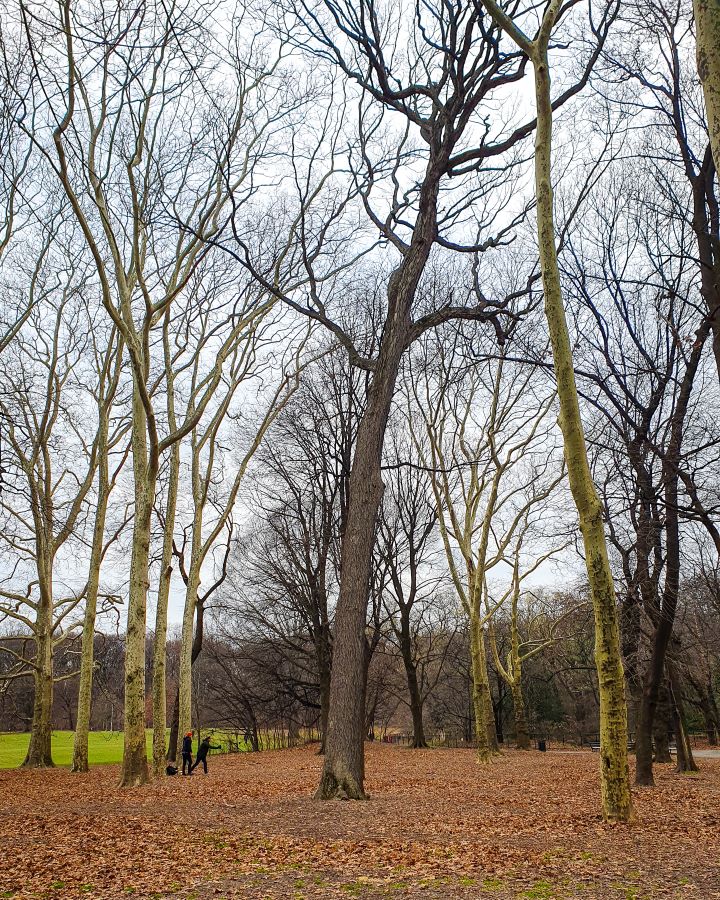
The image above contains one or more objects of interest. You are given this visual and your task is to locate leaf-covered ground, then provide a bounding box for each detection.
[1,744,719,899]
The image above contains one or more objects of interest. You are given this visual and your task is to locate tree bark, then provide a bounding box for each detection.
[652,680,673,763]
[469,616,494,763]
[399,608,427,749]
[511,680,531,750]
[532,49,632,821]
[694,0,720,176]
[151,443,179,776]
[670,664,699,774]
[177,575,201,759]
[72,435,110,773]
[23,609,53,768]
[316,162,442,798]
[119,386,153,787]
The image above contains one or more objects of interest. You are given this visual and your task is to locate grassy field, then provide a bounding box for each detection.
[0,729,250,768]
[0,730,157,768]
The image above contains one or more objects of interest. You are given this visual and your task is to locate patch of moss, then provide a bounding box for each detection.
[522,881,556,900]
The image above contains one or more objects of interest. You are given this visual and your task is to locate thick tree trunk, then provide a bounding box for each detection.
[316,345,406,798]
[119,389,154,788]
[511,681,531,750]
[694,0,720,176]
[23,621,53,768]
[316,221,444,797]
[151,443,179,776]
[533,53,632,821]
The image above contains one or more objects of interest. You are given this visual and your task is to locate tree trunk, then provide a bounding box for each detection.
[635,639,670,784]
[318,667,331,755]
[119,388,153,788]
[469,615,494,763]
[169,599,204,762]
[72,435,110,773]
[706,685,720,745]
[670,665,699,774]
[652,680,672,763]
[167,683,180,763]
[151,443,179,776]
[400,611,427,749]
[511,681,531,750]
[23,621,53,768]
[177,577,200,759]
[532,51,632,821]
[694,0,720,177]
[315,315,411,799]
[406,661,427,749]
[315,148,444,799]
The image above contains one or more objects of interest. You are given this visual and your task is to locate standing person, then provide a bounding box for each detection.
[190,734,221,774]
[181,731,194,776]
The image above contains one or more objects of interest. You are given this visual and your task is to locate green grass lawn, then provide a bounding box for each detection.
[0,730,157,768]
[0,729,245,769]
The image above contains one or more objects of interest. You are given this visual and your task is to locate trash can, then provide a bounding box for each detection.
[537,739,547,752]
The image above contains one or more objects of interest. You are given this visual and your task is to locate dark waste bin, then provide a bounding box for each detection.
[537,739,547,752]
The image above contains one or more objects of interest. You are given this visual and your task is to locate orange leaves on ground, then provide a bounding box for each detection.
[1,745,719,899]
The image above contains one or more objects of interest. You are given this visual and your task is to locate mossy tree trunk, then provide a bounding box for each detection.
[532,48,632,822]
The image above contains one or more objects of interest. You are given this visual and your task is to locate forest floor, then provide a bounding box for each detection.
[1,744,719,900]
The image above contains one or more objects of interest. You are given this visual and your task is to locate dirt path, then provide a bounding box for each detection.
[1,745,719,899]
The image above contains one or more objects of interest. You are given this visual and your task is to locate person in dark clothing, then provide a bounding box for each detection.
[181,731,194,776]
[190,735,221,774]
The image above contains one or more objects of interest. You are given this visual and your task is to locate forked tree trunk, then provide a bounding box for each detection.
[694,0,720,176]
[119,388,154,788]
[532,48,632,822]
[72,441,110,773]
[511,681,531,750]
